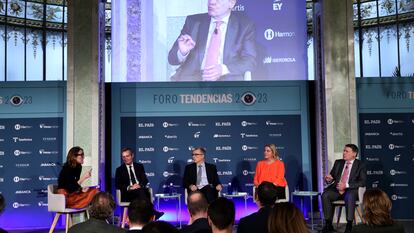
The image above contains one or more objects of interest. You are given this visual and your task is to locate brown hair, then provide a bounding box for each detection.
[363,189,394,226]
[268,202,308,233]
[65,146,84,168]
[89,192,115,220]
[265,144,280,160]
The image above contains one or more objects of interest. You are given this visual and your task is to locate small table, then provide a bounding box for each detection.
[222,192,249,211]
[291,191,320,230]
[154,193,182,228]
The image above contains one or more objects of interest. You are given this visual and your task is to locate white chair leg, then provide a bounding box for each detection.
[121,207,128,228]
[65,214,69,233]
[49,213,61,233]
[336,206,343,229]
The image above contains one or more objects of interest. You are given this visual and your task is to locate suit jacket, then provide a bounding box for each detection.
[183,162,221,191]
[351,223,405,233]
[115,162,149,194]
[326,159,366,191]
[236,206,271,233]
[68,218,126,233]
[180,218,211,233]
[168,12,257,81]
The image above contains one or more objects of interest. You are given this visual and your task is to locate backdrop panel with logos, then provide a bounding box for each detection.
[111,81,312,221]
[357,78,414,219]
[0,82,66,229]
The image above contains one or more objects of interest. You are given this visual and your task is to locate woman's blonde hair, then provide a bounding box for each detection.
[264,144,280,160]
[363,189,394,226]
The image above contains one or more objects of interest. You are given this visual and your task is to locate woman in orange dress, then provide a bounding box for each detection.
[57,146,99,208]
[253,144,287,200]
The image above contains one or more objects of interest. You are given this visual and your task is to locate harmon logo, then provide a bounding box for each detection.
[388,144,405,150]
[387,119,404,125]
[242,170,255,176]
[12,202,31,209]
[391,195,408,201]
[162,122,179,128]
[389,169,407,176]
[14,124,32,130]
[14,150,32,156]
[163,171,177,177]
[13,176,31,182]
[163,146,179,152]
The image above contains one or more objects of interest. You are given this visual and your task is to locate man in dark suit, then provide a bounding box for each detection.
[115,148,150,203]
[168,0,257,81]
[180,191,211,233]
[126,199,155,233]
[69,192,125,233]
[237,181,278,233]
[183,147,222,203]
[321,144,367,233]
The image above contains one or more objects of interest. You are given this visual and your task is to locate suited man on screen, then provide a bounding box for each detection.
[168,0,257,81]
[183,147,222,203]
[321,144,367,233]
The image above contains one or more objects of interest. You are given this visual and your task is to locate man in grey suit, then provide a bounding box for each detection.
[321,144,367,233]
[168,0,257,81]
[69,192,125,233]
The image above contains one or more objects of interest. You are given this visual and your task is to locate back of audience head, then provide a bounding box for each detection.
[207,197,235,232]
[187,191,208,217]
[0,194,5,214]
[256,181,278,207]
[128,199,155,226]
[89,192,115,220]
[268,202,308,233]
[363,188,394,226]
[142,221,179,233]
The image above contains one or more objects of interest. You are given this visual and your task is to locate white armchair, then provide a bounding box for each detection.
[116,188,154,228]
[47,184,88,233]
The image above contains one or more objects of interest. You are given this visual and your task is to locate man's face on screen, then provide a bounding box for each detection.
[208,0,236,20]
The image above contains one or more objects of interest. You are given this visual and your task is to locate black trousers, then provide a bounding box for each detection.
[322,188,358,222]
[121,187,151,203]
[196,185,219,204]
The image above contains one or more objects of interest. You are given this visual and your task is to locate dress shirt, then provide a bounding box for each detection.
[341,159,354,188]
[197,162,209,189]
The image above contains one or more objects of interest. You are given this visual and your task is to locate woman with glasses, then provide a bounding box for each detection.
[57,146,99,208]
[253,144,287,200]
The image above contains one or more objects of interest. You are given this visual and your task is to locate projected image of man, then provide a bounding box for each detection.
[168,0,257,81]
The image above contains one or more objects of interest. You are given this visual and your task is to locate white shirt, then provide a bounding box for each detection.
[197,162,209,189]
[127,163,139,186]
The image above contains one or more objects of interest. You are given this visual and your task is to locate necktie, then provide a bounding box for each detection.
[204,21,223,69]
[129,165,137,185]
[196,165,203,186]
[338,161,351,194]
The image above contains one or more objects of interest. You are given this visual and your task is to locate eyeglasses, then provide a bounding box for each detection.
[76,153,84,156]
[192,153,203,156]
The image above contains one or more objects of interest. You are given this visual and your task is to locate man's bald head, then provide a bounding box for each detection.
[187,191,208,216]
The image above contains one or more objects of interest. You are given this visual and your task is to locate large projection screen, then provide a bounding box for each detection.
[112,0,307,82]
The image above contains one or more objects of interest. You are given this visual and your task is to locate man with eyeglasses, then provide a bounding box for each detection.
[183,147,222,203]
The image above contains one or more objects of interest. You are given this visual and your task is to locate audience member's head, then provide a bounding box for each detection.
[268,202,308,233]
[88,192,115,220]
[207,197,235,232]
[187,191,208,218]
[255,181,278,207]
[128,199,155,227]
[142,221,179,233]
[0,194,5,214]
[362,189,394,226]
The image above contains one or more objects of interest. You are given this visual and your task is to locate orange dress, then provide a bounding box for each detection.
[254,159,287,187]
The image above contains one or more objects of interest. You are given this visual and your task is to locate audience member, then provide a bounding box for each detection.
[268,202,308,233]
[253,144,288,200]
[237,181,277,233]
[127,199,156,233]
[321,144,366,233]
[181,191,211,233]
[0,194,7,233]
[351,189,405,233]
[69,192,125,233]
[207,197,235,233]
[142,221,179,233]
